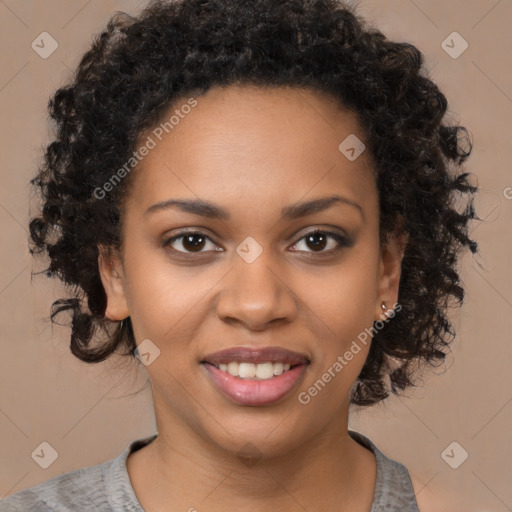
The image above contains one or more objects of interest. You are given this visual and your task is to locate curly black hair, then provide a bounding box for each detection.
[29,0,478,406]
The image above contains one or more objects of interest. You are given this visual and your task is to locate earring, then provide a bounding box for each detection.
[381,302,387,311]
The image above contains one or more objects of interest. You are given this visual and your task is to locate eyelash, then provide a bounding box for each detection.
[163,228,352,258]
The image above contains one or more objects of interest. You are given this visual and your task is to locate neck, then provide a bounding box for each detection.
[126,396,376,512]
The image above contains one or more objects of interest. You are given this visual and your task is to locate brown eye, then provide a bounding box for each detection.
[165,231,219,253]
[291,230,351,254]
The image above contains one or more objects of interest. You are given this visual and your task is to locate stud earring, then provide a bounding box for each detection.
[378,302,388,321]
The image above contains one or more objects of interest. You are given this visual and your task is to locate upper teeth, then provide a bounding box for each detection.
[218,361,292,379]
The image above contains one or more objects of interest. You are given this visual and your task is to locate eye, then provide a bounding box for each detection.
[290,229,351,255]
[164,231,221,254]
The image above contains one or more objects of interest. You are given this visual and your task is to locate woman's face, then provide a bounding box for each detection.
[100,84,404,459]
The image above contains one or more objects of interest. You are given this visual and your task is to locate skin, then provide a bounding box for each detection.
[99,84,406,512]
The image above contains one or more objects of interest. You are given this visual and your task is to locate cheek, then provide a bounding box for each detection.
[299,274,375,410]
[121,239,223,353]
[124,267,206,342]
[299,252,379,336]
[295,246,379,389]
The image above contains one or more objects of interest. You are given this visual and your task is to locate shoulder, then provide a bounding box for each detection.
[0,459,110,512]
[0,435,156,512]
[349,430,421,511]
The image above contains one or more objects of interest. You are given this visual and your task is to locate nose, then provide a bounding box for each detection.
[215,249,298,331]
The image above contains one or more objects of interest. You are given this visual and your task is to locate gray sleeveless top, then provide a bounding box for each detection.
[0,431,419,511]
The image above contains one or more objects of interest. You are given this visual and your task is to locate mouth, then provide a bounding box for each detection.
[200,346,310,406]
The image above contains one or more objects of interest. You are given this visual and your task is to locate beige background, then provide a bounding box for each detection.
[0,0,510,510]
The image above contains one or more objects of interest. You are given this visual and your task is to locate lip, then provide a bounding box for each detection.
[202,362,309,406]
[201,346,310,366]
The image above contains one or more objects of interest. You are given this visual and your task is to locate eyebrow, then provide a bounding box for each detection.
[145,194,364,221]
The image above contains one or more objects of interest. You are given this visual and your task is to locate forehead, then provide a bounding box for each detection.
[126,85,376,218]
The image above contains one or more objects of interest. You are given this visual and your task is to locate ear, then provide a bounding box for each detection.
[97,245,129,321]
[375,229,408,321]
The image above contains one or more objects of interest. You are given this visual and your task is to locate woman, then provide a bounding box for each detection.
[1,0,477,510]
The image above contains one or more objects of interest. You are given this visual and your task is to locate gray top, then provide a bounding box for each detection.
[0,431,419,511]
